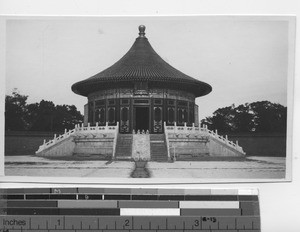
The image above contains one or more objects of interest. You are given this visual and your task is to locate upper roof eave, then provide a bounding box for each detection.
[72,25,212,98]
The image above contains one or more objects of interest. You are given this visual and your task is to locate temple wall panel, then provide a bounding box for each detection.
[86,87,197,133]
[88,88,194,102]
[194,104,199,127]
[84,104,88,126]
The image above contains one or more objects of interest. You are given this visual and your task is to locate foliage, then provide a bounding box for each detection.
[202,101,287,133]
[5,89,83,132]
[5,89,29,131]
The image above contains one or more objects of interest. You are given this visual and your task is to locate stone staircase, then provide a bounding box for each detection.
[115,134,133,159]
[150,134,168,162]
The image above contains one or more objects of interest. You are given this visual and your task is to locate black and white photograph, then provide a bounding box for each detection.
[2,16,295,181]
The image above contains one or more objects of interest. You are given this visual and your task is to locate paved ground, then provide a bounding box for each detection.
[5,155,285,179]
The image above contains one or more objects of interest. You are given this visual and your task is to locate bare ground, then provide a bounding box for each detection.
[5,155,285,179]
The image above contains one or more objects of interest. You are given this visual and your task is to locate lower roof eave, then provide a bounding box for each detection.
[72,79,212,98]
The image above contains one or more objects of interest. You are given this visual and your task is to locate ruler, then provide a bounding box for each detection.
[0,188,260,232]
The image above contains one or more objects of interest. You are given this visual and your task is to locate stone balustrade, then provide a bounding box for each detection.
[36,122,119,154]
[164,122,245,155]
[132,129,150,135]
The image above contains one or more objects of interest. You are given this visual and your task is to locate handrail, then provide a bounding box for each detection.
[36,122,119,154]
[164,123,245,154]
[112,122,119,160]
[163,121,171,161]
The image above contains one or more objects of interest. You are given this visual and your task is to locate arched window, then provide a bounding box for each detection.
[189,108,194,124]
[120,107,130,133]
[108,107,115,124]
[183,109,188,122]
[154,107,162,122]
[121,107,128,121]
[95,109,100,122]
[153,107,162,133]
[98,108,105,125]
[178,108,183,124]
[88,101,94,124]
[167,107,175,124]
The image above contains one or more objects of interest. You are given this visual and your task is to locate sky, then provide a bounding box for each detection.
[5,16,293,120]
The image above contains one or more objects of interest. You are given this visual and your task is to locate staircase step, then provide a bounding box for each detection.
[150,133,168,162]
[115,133,169,161]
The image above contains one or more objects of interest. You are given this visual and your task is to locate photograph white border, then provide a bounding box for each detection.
[0,1,299,231]
[0,15,295,184]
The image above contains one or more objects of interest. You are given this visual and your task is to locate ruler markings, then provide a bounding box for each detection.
[1,217,260,230]
[0,188,260,231]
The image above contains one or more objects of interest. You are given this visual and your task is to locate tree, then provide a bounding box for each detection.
[53,104,83,131]
[5,89,28,131]
[250,101,287,133]
[202,101,287,134]
[234,103,255,132]
[28,100,83,132]
[25,102,40,130]
[5,90,84,132]
[29,100,56,131]
[204,105,237,133]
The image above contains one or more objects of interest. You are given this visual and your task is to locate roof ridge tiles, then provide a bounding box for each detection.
[72,26,212,97]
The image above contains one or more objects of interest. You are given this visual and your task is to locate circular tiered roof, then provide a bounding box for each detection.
[72,25,212,97]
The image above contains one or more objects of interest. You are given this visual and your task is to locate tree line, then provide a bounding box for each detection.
[201,101,287,134]
[6,90,287,134]
[5,89,83,132]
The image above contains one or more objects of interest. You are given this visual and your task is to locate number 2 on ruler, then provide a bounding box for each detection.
[124,219,130,227]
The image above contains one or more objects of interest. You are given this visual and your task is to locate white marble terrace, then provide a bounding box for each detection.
[36,121,245,158]
[36,122,119,154]
[164,122,245,155]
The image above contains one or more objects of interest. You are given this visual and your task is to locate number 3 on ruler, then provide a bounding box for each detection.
[194,220,200,227]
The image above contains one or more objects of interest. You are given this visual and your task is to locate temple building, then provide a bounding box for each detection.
[36,25,245,161]
[71,25,212,133]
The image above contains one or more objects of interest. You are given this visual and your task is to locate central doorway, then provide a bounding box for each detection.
[134,106,150,132]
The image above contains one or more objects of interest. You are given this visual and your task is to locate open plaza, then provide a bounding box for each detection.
[5,155,285,179]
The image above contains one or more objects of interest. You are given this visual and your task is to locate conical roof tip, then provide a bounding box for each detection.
[138,25,146,37]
